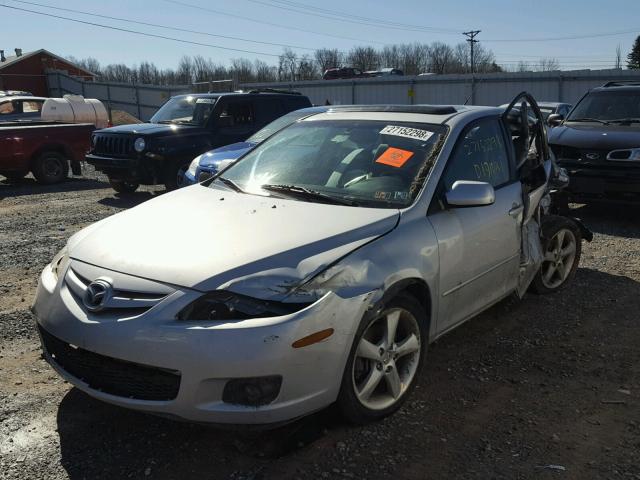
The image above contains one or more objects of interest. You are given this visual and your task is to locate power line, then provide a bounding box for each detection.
[160,0,388,45]
[485,29,638,42]
[241,0,461,34]
[6,0,318,52]
[0,3,282,57]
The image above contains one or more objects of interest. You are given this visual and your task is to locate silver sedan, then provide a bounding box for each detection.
[33,97,586,425]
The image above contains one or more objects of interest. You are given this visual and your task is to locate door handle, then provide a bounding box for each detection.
[509,203,524,217]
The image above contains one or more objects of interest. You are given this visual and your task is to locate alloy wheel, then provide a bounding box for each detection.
[541,228,577,289]
[352,308,421,411]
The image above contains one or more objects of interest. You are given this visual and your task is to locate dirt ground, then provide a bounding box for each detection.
[1,171,639,480]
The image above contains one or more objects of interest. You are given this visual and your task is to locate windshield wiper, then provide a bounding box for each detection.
[608,118,640,124]
[567,118,610,125]
[260,184,358,206]
[216,176,244,193]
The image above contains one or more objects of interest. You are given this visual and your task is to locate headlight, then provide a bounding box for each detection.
[177,291,310,321]
[134,137,146,152]
[187,155,201,176]
[50,246,68,279]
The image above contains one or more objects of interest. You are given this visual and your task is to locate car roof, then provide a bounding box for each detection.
[305,104,503,125]
[172,91,303,100]
[0,96,47,102]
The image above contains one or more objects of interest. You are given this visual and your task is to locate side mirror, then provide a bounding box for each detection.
[547,113,564,127]
[445,180,495,207]
[198,171,213,182]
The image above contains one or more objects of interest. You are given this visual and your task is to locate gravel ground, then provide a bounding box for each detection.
[1,170,639,480]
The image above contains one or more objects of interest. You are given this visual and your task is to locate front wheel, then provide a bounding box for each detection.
[531,216,582,294]
[163,161,190,191]
[338,294,427,424]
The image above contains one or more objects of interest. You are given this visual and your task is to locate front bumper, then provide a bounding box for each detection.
[560,161,640,199]
[33,260,369,425]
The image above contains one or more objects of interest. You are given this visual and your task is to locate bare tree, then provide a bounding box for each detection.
[314,48,341,74]
[538,58,560,71]
[254,59,276,82]
[516,60,531,72]
[347,46,379,72]
[379,45,400,69]
[297,54,317,80]
[279,48,298,81]
[230,58,254,83]
[428,42,455,74]
[616,44,622,69]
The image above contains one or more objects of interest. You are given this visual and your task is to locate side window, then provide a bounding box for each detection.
[0,101,15,115]
[442,118,511,190]
[219,101,254,126]
[254,98,284,125]
[22,101,42,113]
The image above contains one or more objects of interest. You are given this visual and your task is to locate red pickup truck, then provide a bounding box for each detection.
[0,121,94,184]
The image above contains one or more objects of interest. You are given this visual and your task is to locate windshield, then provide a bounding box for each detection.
[150,96,217,125]
[247,109,316,144]
[568,90,640,121]
[216,119,446,208]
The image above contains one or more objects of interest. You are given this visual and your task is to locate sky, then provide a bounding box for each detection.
[1,0,639,71]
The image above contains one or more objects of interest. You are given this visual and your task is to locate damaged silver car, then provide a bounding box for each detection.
[33,93,590,425]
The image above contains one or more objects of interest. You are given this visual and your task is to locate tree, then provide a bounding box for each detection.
[297,54,317,80]
[314,48,341,74]
[615,44,622,69]
[428,42,454,74]
[278,48,298,81]
[347,46,379,72]
[538,58,560,71]
[627,35,640,69]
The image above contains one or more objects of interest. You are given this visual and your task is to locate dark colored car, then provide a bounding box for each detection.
[323,68,363,80]
[499,101,572,125]
[183,106,334,185]
[86,90,312,193]
[0,121,94,184]
[0,96,46,122]
[549,81,640,202]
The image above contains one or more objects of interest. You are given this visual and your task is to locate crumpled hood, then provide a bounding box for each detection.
[69,185,400,299]
[550,123,640,150]
[199,142,256,168]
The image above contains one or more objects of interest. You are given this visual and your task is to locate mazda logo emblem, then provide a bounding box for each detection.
[83,279,112,312]
[585,152,600,160]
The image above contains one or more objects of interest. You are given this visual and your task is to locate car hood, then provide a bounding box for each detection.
[199,142,256,168]
[68,186,400,299]
[550,123,640,150]
[97,123,202,137]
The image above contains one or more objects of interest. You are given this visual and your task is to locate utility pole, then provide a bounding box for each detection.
[463,30,481,73]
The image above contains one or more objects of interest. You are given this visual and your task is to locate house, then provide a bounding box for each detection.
[0,48,96,97]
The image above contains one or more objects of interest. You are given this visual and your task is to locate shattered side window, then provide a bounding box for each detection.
[443,118,511,189]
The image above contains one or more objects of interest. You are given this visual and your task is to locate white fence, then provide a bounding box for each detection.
[46,69,640,122]
[46,71,191,121]
[241,69,640,107]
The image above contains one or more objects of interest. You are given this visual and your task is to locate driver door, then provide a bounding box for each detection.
[429,117,523,334]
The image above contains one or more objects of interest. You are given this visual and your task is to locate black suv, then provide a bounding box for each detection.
[87,90,312,192]
[548,81,640,202]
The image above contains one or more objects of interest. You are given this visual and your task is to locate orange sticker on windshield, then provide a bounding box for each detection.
[375,147,414,168]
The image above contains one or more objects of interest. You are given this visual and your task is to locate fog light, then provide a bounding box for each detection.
[222,375,282,406]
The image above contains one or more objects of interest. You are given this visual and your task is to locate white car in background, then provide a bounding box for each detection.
[33,95,588,425]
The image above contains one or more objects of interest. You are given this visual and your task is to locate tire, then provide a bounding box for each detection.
[108,177,139,194]
[531,215,582,294]
[163,161,190,191]
[337,293,428,424]
[32,151,68,185]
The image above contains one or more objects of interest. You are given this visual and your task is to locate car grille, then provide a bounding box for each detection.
[39,325,181,401]
[93,135,135,157]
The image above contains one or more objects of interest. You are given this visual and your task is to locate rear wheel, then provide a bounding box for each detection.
[108,177,139,194]
[531,216,582,294]
[163,161,190,190]
[338,294,427,424]
[32,151,68,184]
